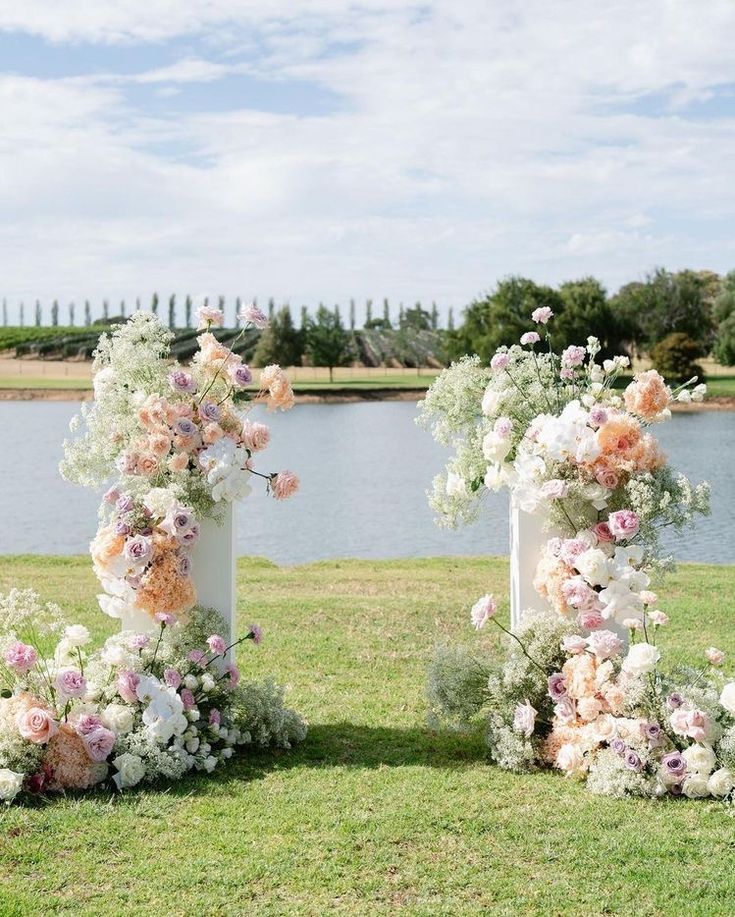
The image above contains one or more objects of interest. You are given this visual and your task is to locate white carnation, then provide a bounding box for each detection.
[112,753,146,790]
[102,703,134,735]
[64,624,91,647]
[720,683,735,715]
[622,642,660,676]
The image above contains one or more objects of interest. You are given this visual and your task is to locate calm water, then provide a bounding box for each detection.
[0,402,732,563]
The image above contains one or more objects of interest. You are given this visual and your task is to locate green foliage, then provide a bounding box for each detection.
[649,332,705,382]
[450,276,564,361]
[253,305,304,367]
[612,268,715,353]
[713,271,735,365]
[555,276,632,360]
[305,304,351,380]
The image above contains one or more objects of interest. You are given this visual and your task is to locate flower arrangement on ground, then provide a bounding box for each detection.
[62,307,299,623]
[420,308,726,800]
[0,589,306,805]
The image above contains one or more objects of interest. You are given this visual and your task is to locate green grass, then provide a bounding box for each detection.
[1,555,735,915]
[0,377,93,391]
[705,374,735,398]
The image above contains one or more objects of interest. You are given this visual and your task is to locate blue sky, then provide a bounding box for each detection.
[1,1,734,325]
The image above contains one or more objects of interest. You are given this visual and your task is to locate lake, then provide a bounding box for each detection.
[0,401,732,564]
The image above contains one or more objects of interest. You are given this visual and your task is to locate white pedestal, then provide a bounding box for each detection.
[119,504,236,643]
[509,496,553,632]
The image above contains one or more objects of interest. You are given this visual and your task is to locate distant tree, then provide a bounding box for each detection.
[185,295,193,328]
[349,298,356,330]
[400,303,432,331]
[135,296,141,312]
[253,305,303,367]
[2,298,7,327]
[34,299,42,326]
[268,297,275,321]
[19,302,25,326]
[398,303,405,326]
[447,307,455,332]
[612,268,714,355]
[168,294,176,329]
[51,299,59,326]
[234,296,241,328]
[151,292,159,316]
[430,301,439,330]
[555,277,631,361]
[305,305,351,381]
[119,299,126,318]
[650,333,705,382]
[713,271,735,365]
[217,295,225,320]
[84,300,92,326]
[102,299,109,321]
[450,276,563,361]
[68,302,75,326]
[300,305,308,329]
[365,299,373,326]
[383,298,391,328]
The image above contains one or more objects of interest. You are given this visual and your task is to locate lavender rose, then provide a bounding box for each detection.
[124,535,153,567]
[168,370,197,394]
[199,401,222,423]
[547,673,568,701]
[174,418,198,437]
[624,750,644,772]
[230,363,253,388]
[661,751,687,778]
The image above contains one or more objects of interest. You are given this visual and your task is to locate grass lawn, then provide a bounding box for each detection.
[1,555,735,915]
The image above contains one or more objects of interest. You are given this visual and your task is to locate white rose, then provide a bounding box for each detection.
[185,737,200,753]
[201,674,216,693]
[583,483,609,511]
[63,624,91,648]
[482,431,512,463]
[183,674,199,691]
[0,768,24,803]
[142,487,179,518]
[574,548,611,587]
[720,683,735,715]
[622,642,661,677]
[682,743,717,776]
[112,753,146,790]
[221,746,233,759]
[101,703,134,736]
[682,773,710,799]
[187,709,201,723]
[481,386,502,417]
[708,767,734,798]
[101,640,131,666]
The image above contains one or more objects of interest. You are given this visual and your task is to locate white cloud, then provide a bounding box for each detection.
[1,1,735,321]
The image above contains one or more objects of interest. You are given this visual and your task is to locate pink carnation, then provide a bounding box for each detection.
[55,668,87,700]
[588,406,608,428]
[164,668,182,688]
[180,689,196,710]
[520,331,540,346]
[490,352,510,371]
[586,630,624,659]
[471,594,496,629]
[493,417,513,438]
[196,306,225,329]
[188,649,206,665]
[561,345,586,369]
[209,708,221,727]
[670,708,712,743]
[531,306,553,324]
[562,635,587,655]
[3,640,38,673]
[579,610,604,630]
[224,663,240,686]
[207,635,227,656]
[559,539,586,566]
[561,576,598,611]
[271,471,300,500]
[239,302,269,328]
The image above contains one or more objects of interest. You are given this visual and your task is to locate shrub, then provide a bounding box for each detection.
[649,332,705,382]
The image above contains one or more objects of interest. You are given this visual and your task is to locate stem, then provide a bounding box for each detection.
[196,325,248,405]
[492,618,547,677]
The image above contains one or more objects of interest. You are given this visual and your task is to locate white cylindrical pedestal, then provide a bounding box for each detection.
[509,496,553,632]
[119,504,236,642]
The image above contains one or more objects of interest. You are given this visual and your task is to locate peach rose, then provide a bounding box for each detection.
[202,422,225,445]
[136,452,159,476]
[148,433,171,458]
[168,452,190,472]
[17,706,58,744]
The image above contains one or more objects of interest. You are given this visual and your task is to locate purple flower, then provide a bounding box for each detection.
[199,401,221,423]
[83,727,116,762]
[179,524,200,546]
[547,673,568,701]
[174,418,198,437]
[124,535,152,567]
[640,721,663,746]
[116,494,135,514]
[667,692,685,710]
[610,738,627,756]
[168,370,197,394]
[230,364,253,388]
[114,518,131,536]
[588,406,608,428]
[248,624,263,645]
[661,751,687,778]
[624,750,643,772]
[55,668,87,700]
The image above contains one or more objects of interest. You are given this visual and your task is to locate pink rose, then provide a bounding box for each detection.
[670,709,712,743]
[594,466,619,490]
[116,670,141,704]
[540,479,569,501]
[55,668,87,700]
[559,539,586,567]
[84,727,116,762]
[493,417,513,438]
[271,471,299,500]
[3,640,38,673]
[490,352,510,371]
[561,577,598,611]
[74,714,103,736]
[608,510,640,541]
[207,635,227,655]
[592,522,614,543]
[240,420,271,453]
[17,706,58,744]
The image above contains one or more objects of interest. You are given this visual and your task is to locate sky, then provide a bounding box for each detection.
[1,0,735,325]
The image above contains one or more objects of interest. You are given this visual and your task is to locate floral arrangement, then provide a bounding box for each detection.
[0,589,306,805]
[420,308,730,800]
[62,306,299,623]
[428,602,735,800]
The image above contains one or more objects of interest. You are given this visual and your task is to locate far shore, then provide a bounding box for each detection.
[1,385,734,410]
